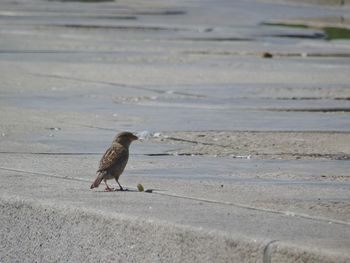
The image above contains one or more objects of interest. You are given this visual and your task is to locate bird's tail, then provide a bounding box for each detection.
[90,172,104,189]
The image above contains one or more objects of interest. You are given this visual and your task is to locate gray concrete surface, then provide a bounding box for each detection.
[0,0,350,262]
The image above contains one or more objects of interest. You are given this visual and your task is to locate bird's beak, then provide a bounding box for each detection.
[132,135,139,141]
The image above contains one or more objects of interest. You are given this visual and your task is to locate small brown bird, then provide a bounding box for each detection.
[90,131,138,191]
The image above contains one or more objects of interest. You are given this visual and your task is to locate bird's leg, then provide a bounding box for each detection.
[115,179,125,191]
[104,179,114,192]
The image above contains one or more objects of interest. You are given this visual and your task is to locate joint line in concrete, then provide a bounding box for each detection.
[263,240,279,263]
[1,166,349,227]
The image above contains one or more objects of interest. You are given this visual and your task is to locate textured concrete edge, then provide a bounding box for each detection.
[0,196,347,263]
[266,241,350,263]
[263,239,350,263]
[0,196,264,263]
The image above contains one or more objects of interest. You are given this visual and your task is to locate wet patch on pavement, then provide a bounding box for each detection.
[262,22,350,40]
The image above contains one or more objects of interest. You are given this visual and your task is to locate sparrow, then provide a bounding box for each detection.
[90,131,138,191]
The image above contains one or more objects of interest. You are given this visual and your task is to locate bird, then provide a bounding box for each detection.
[90,131,138,191]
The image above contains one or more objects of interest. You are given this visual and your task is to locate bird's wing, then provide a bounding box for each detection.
[97,144,128,172]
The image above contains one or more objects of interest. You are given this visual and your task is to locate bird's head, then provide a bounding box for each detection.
[113,131,138,146]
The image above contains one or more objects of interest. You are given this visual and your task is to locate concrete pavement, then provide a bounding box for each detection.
[0,0,350,262]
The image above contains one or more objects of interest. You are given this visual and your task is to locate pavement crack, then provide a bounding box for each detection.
[165,136,229,148]
[0,152,173,156]
[0,151,100,155]
[267,108,350,113]
[183,50,350,58]
[30,73,164,94]
[30,73,205,98]
[0,166,91,183]
[78,124,117,131]
[144,153,173,156]
[52,24,185,32]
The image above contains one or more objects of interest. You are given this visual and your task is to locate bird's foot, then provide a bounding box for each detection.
[104,187,114,192]
[117,188,128,192]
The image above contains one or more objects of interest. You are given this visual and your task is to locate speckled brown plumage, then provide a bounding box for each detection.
[90,132,138,191]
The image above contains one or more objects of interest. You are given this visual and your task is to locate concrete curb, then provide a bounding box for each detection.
[1,197,348,263]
